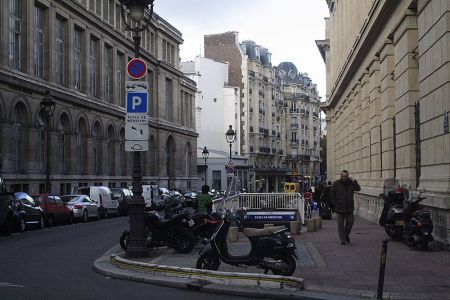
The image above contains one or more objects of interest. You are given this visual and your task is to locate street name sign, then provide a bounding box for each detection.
[125,80,149,152]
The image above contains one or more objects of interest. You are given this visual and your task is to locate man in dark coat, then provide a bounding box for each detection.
[331,170,361,245]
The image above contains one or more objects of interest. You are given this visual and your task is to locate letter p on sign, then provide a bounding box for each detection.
[126,92,148,113]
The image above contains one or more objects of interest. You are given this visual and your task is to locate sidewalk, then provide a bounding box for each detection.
[94,215,450,299]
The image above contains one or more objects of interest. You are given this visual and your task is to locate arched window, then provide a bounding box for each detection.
[76,118,88,175]
[93,122,103,175]
[185,142,192,176]
[12,102,30,173]
[149,135,156,176]
[119,128,126,175]
[107,125,115,175]
[58,114,71,174]
[166,136,175,187]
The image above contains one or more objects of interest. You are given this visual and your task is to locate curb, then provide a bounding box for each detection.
[93,252,371,299]
[110,254,305,291]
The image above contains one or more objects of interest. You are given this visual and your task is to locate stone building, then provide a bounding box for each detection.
[317,0,449,246]
[0,0,197,195]
[205,32,290,192]
[276,62,321,190]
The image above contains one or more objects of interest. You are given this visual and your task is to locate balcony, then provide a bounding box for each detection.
[290,140,299,147]
[289,108,299,114]
[259,146,271,154]
[291,123,299,129]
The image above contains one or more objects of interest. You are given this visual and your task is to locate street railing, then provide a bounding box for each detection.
[213,193,305,223]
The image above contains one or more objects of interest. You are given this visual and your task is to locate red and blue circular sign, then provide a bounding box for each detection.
[127,58,148,79]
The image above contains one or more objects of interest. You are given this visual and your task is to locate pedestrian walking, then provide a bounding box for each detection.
[196,184,212,213]
[331,170,361,245]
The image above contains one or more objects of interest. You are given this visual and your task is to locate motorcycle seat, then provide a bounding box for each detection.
[243,226,287,237]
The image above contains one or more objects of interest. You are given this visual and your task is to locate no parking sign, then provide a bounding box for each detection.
[127,58,147,79]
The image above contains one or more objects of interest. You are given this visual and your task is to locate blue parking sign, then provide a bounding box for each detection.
[126,92,148,113]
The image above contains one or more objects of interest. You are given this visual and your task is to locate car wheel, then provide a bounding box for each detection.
[47,215,54,227]
[68,213,73,225]
[82,210,88,223]
[38,215,45,229]
[18,217,26,232]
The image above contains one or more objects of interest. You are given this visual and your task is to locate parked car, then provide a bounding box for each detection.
[110,188,133,216]
[31,194,73,226]
[14,192,45,230]
[63,195,100,222]
[0,175,16,235]
[74,186,118,218]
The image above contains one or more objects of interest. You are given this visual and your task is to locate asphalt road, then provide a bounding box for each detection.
[0,216,253,300]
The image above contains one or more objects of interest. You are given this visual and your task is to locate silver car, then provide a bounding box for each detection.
[62,195,100,222]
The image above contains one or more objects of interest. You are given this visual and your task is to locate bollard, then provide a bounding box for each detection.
[290,221,300,234]
[313,216,322,229]
[376,238,390,300]
[306,218,316,232]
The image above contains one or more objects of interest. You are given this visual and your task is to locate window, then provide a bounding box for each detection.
[212,171,222,191]
[104,45,112,102]
[55,17,65,85]
[34,5,45,78]
[74,28,82,90]
[9,0,22,70]
[90,37,98,96]
[166,78,173,121]
[116,51,124,106]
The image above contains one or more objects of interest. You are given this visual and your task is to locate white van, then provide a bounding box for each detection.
[75,186,119,218]
[129,185,159,210]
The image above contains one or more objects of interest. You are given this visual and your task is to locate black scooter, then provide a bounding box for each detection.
[403,190,433,250]
[379,186,407,240]
[120,209,195,254]
[191,211,221,244]
[196,209,298,276]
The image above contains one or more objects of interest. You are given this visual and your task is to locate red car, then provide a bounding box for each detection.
[31,194,73,226]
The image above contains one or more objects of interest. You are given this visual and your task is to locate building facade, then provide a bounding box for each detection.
[317,0,450,246]
[203,32,321,192]
[0,0,197,195]
[276,62,321,190]
[181,56,247,191]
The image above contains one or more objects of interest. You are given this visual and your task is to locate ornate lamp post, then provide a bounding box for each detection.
[225,125,236,160]
[120,0,155,258]
[40,90,56,194]
[202,146,209,186]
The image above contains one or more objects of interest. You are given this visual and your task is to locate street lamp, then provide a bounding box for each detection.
[225,125,236,160]
[40,90,56,194]
[202,146,209,186]
[120,0,154,258]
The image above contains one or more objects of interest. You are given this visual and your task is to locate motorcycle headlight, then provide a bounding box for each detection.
[287,242,295,248]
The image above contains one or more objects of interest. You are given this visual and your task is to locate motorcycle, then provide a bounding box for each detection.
[378,180,408,240]
[119,209,196,254]
[196,208,298,276]
[191,211,221,244]
[403,189,433,250]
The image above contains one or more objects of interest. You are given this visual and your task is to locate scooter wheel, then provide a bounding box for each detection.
[196,251,220,270]
[385,225,403,240]
[270,254,297,276]
[172,227,195,254]
[120,230,129,251]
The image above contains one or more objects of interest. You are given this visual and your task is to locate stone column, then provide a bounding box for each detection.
[359,71,370,186]
[368,58,382,187]
[353,81,363,177]
[379,40,396,180]
[393,13,419,188]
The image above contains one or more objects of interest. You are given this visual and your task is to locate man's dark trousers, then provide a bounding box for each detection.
[336,212,354,243]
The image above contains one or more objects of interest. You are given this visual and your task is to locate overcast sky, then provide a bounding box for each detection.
[154,0,329,100]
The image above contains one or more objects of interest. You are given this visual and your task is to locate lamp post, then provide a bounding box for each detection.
[225,125,236,160]
[40,90,56,194]
[120,0,155,258]
[202,146,209,186]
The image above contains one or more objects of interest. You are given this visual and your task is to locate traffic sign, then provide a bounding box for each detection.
[126,114,148,124]
[126,92,148,113]
[127,58,147,79]
[125,123,149,141]
[125,140,149,152]
[226,160,235,168]
[125,81,148,91]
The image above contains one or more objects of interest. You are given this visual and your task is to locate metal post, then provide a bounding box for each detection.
[204,157,207,186]
[229,142,232,160]
[377,238,390,299]
[126,30,147,258]
[45,114,51,193]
